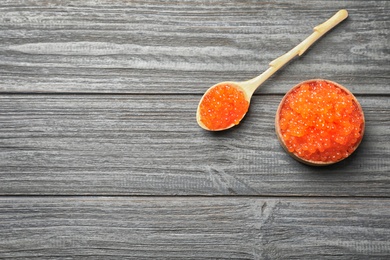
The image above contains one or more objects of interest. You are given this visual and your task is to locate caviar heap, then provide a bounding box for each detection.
[199,83,249,131]
[278,80,364,163]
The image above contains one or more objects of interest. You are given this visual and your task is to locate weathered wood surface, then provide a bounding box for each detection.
[1,0,389,259]
[1,197,389,259]
[0,95,389,196]
[0,0,388,94]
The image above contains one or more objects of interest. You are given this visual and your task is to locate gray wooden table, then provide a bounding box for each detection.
[1,0,389,259]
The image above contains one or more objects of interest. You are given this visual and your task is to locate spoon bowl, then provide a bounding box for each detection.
[197,9,349,131]
[196,81,249,131]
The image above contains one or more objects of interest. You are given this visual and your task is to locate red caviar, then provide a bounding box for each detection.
[199,83,249,130]
[278,80,364,163]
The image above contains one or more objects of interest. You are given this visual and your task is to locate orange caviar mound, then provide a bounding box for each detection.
[199,83,249,131]
[278,80,364,163]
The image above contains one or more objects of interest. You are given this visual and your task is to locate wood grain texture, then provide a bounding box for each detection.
[1,1,389,258]
[0,94,389,196]
[0,197,389,259]
[0,0,388,94]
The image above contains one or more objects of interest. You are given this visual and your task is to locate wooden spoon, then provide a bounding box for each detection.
[197,9,348,131]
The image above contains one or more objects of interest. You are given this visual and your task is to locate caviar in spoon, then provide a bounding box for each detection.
[197,9,349,131]
[197,83,249,131]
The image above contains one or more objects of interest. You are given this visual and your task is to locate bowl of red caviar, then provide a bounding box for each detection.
[275,79,365,166]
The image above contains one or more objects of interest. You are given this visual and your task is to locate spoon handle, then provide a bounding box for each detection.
[242,9,348,95]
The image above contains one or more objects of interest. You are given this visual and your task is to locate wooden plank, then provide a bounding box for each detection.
[0,94,389,196]
[0,0,388,94]
[0,197,389,259]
